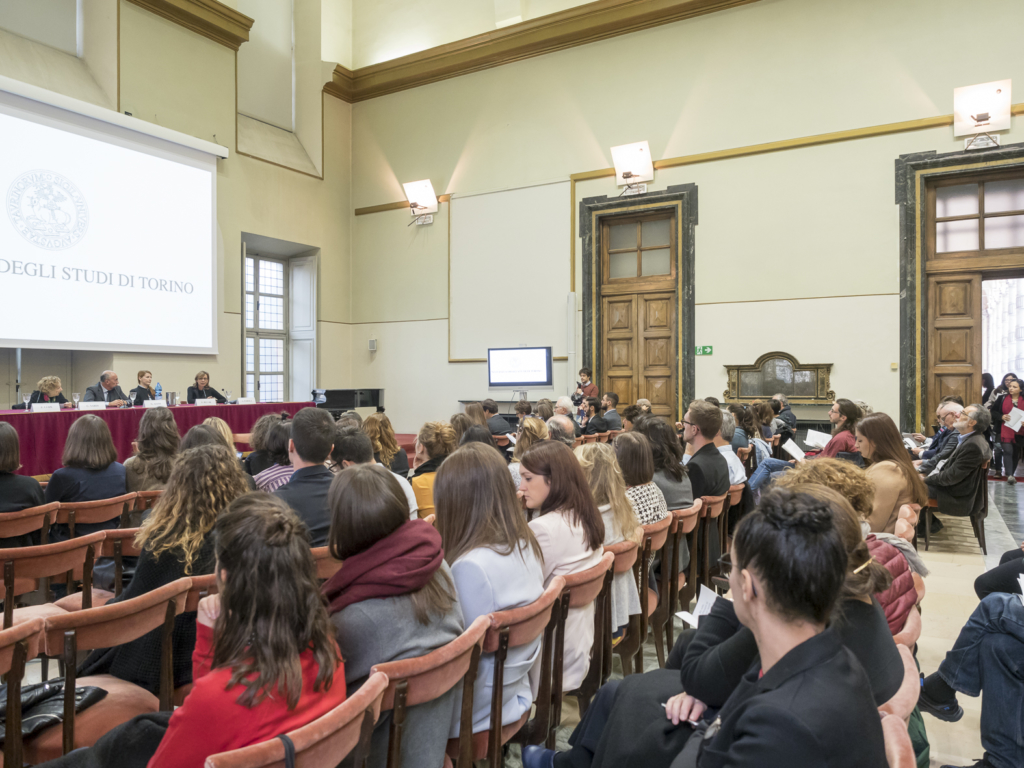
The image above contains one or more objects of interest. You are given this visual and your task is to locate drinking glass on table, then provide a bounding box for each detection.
[223,389,232,404]
[22,394,30,409]
[72,393,80,408]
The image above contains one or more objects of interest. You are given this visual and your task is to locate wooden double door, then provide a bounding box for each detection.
[602,292,676,419]
[926,273,982,421]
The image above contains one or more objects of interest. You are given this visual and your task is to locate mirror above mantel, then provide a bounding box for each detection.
[723,352,835,405]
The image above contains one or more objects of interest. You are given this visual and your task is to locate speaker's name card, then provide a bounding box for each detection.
[143,399,167,409]
[194,398,218,406]
[236,397,256,405]
[79,402,107,411]
[31,402,60,413]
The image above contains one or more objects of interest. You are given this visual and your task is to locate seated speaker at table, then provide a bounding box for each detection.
[27,376,72,408]
[84,370,129,406]
[187,370,227,404]
[131,369,157,405]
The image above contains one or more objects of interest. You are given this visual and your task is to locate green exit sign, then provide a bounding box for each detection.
[695,346,713,356]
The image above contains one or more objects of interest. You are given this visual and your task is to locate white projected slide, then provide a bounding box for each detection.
[488,348,552,387]
[0,87,217,353]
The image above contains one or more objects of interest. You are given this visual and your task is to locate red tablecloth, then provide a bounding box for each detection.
[0,402,311,476]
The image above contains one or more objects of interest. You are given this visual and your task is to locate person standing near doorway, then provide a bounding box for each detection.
[990,378,1024,484]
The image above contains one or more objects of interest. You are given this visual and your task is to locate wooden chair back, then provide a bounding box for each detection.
[375,615,489,768]
[596,432,610,443]
[559,552,614,720]
[205,671,389,768]
[2,531,105,628]
[184,573,219,613]
[99,528,143,597]
[718,484,746,565]
[736,446,754,477]
[54,493,136,538]
[310,547,342,580]
[666,501,703,651]
[31,474,52,483]
[0,618,44,768]
[698,494,728,591]
[42,576,192,753]
[583,434,598,444]
[0,502,57,544]
[627,515,672,674]
[573,437,583,448]
[602,536,640,683]
[133,490,164,513]
[770,434,781,459]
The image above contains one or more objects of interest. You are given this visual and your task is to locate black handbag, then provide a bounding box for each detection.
[0,680,107,743]
[279,733,296,768]
[669,716,716,768]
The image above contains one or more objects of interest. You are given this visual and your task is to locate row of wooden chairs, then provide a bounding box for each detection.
[921,460,990,554]
[572,430,621,448]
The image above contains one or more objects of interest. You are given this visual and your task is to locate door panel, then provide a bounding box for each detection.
[639,293,676,419]
[602,295,637,414]
[927,273,981,425]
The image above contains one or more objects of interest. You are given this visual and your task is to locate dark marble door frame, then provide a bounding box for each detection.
[579,184,698,417]
[895,141,1024,432]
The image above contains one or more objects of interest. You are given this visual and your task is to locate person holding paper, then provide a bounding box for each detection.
[187,371,227,404]
[990,378,1024,484]
[924,404,992,520]
[26,375,72,408]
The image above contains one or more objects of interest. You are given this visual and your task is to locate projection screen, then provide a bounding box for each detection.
[0,78,222,354]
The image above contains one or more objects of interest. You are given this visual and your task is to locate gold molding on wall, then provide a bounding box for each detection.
[323,0,759,104]
[355,195,452,216]
[126,0,254,51]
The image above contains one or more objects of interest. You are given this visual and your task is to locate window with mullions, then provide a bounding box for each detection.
[932,176,1024,255]
[603,214,674,281]
[245,256,288,402]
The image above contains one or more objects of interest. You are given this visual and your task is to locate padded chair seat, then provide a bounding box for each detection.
[9,603,68,626]
[23,674,159,764]
[53,589,116,612]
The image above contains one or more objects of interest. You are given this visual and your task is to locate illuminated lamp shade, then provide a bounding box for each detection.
[402,179,438,215]
[953,79,1012,137]
[611,141,654,186]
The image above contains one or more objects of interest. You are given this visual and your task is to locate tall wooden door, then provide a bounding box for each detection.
[927,273,982,421]
[601,292,676,419]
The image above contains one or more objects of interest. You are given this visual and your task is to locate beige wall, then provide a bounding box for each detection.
[348,0,1024,430]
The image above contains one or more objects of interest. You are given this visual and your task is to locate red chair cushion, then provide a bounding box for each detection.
[9,604,68,626]
[53,589,116,612]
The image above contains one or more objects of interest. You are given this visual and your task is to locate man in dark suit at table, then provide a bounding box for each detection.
[83,371,128,407]
[274,407,336,546]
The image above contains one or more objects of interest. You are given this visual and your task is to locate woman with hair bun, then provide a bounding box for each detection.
[410,421,458,519]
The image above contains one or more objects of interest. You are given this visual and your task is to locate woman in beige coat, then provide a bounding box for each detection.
[855,412,929,533]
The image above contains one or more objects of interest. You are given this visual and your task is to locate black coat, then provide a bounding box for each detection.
[0,473,44,547]
[686,443,730,500]
[27,390,69,406]
[84,382,128,403]
[186,386,227,404]
[273,465,334,546]
[777,405,797,430]
[486,414,512,435]
[924,431,991,517]
[584,414,609,435]
[130,387,155,405]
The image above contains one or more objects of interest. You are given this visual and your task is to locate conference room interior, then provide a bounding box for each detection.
[1,1,1024,767]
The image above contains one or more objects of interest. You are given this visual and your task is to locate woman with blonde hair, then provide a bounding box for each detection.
[450,413,473,445]
[574,442,641,633]
[79,443,250,696]
[202,416,234,449]
[435,443,545,738]
[464,402,488,427]
[131,370,156,405]
[411,421,458,518]
[125,407,180,494]
[509,417,549,489]
[27,375,72,408]
[363,411,409,475]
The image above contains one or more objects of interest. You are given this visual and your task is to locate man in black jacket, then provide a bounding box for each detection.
[925,404,991,518]
[274,407,336,546]
[582,397,609,436]
[771,393,797,430]
[482,399,512,435]
[601,392,622,431]
[680,400,730,500]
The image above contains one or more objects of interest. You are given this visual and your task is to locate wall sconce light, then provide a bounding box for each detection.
[402,179,438,225]
[954,79,1012,150]
[611,141,654,196]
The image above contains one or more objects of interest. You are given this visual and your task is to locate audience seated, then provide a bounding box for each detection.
[635,416,695,508]
[678,400,730,500]
[522,486,887,768]
[516,399,533,424]
[243,412,289,477]
[410,422,458,519]
[916,402,963,476]
[146,494,345,767]
[461,424,501,450]
[273,407,337,547]
[130,370,156,405]
[483,399,513,436]
[201,416,234,449]
[554,396,583,437]
[768,398,786,434]
[919,591,1024,768]
[582,397,608,436]
[574,443,641,633]
[535,400,555,422]
[253,418,294,492]
[186,370,226,404]
[363,412,409,475]
[450,412,473,444]
[613,432,669,526]
[331,426,418,518]
[974,543,1024,600]
[464,402,488,428]
[751,401,775,440]
[988,378,1024,484]
[322,463,463,768]
[855,413,929,533]
[703,410,747,485]
[726,404,753,454]
[772,393,797,429]
[620,404,641,432]
[80,443,250,696]
[0,422,45,547]
[519,441,605,690]
[510,417,549,489]
[601,393,622,431]
[27,375,72,408]
[435,443,547,736]
[124,407,180,494]
[547,414,578,447]
[44,414,127,540]
[912,401,959,461]
[923,404,991,524]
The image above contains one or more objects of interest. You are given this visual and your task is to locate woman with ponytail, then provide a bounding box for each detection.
[410,421,458,518]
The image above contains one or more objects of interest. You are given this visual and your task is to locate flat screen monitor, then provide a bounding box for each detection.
[488,347,553,388]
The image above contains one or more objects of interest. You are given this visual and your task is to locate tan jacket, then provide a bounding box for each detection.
[865,460,915,534]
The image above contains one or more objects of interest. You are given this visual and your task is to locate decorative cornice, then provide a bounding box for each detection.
[126,0,254,51]
[324,0,758,104]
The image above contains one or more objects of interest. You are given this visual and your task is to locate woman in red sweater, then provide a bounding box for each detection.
[148,493,346,768]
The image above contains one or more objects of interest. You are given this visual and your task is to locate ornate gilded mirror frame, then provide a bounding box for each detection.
[723,351,834,405]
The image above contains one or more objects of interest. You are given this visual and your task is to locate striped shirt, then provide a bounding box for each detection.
[254,464,295,492]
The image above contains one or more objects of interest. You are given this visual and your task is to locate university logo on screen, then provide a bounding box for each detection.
[7,170,89,250]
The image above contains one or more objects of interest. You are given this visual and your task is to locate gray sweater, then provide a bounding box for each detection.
[332,562,465,768]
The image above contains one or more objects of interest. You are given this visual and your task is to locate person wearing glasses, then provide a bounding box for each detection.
[677,400,730,501]
[187,371,227,404]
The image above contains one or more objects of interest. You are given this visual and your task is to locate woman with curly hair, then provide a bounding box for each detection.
[78,443,251,696]
[364,411,409,475]
[411,422,458,518]
[27,375,72,408]
[125,407,180,494]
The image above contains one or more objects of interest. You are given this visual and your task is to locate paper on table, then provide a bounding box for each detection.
[676,584,721,627]
[1008,407,1024,433]
[782,439,805,461]
[805,429,831,449]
